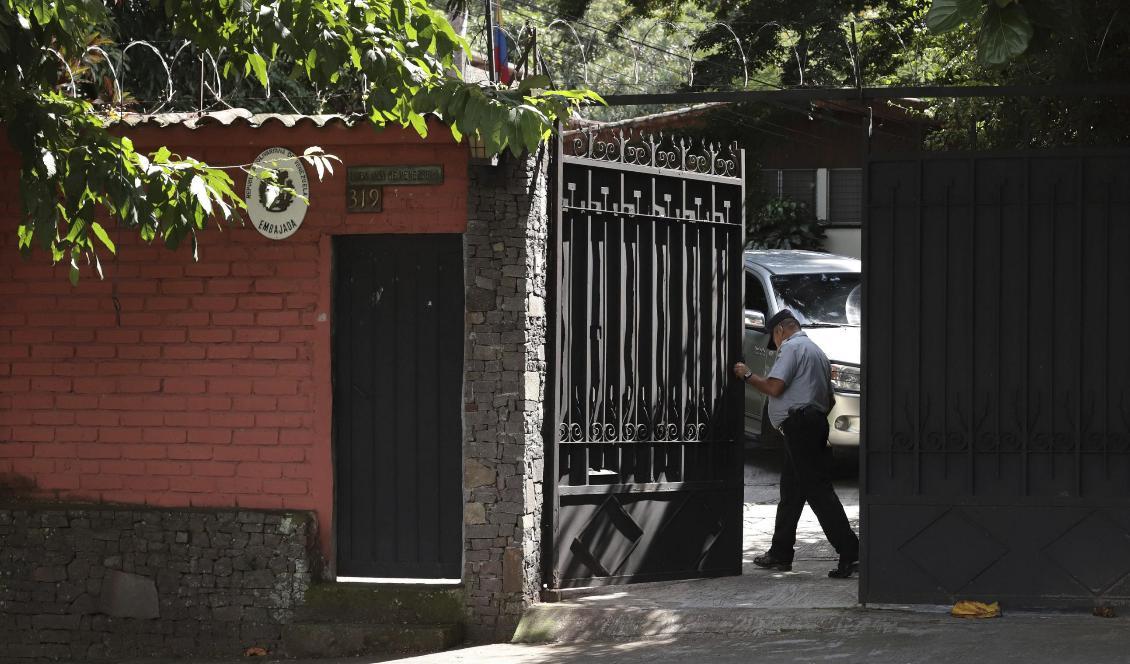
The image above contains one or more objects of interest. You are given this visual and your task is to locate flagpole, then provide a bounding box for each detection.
[484,0,496,83]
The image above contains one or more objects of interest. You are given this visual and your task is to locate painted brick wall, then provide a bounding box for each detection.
[0,118,469,561]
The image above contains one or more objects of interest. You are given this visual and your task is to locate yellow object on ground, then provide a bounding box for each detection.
[951,600,1001,619]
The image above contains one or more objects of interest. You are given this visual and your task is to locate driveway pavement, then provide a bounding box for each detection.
[171,611,1130,664]
[396,614,1130,663]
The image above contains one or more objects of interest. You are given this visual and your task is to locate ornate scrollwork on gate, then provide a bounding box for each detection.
[565,127,742,180]
[552,127,745,492]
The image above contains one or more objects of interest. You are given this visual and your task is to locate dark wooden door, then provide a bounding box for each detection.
[333,234,464,578]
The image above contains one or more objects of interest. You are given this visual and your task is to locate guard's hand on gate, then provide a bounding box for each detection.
[733,362,749,380]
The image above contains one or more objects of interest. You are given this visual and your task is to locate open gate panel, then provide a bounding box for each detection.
[547,130,746,588]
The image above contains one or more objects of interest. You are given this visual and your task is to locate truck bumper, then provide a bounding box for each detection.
[827,391,861,448]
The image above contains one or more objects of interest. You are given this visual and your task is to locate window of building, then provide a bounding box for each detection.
[828,168,863,227]
[761,167,864,227]
[761,169,816,213]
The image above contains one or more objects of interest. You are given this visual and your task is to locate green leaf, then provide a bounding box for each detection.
[517,75,551,93]
[68,250,80,286]
[41,150,56,177]
[408,112,427,137]
[308,154,325,180]
[519,108,546,151]
[91,222,116,253]
[977,3,1034,65]
[189,175,213,217]
[926,0,984,33]
[248,52,269,86]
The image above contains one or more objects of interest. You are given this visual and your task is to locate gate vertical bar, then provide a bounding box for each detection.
[732,149,748,556]
[1074,157,1084,498]
[1022,158,1031,497]
[914,158,923,496]
[966,162,974,495]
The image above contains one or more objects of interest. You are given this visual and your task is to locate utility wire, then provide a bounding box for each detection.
[481,2,916,144]
[482,0,782,91]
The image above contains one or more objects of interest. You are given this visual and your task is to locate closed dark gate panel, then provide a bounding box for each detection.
[547,130,746,588]
[334,234,464,578]
[863,152,1130,606]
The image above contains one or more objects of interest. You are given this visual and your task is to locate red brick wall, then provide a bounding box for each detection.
[0,119,468,560]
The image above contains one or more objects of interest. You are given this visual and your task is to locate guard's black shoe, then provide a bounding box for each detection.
[828,555,859,579]
[753,553,792,571]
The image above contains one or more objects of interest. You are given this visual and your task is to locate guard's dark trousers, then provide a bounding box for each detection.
[768,406,859,562]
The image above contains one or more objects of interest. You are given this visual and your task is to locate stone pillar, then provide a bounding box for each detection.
[461,147,549,641]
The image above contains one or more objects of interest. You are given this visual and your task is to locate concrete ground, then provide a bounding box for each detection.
[167,611,1130,663]
[400,612,1130,662]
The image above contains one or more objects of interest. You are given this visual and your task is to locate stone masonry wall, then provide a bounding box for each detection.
[461,147,549,641]
[0,504,317,662]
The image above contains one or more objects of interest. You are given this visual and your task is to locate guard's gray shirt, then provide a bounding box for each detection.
[766,330,832,427]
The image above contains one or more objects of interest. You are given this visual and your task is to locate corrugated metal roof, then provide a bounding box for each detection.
[117,108,362,129]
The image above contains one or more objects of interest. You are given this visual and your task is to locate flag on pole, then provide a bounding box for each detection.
[493,2,511,84]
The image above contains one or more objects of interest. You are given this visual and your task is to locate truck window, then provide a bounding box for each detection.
[745,272,770,314]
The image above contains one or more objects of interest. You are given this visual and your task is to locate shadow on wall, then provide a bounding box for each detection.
[0,472,37,498]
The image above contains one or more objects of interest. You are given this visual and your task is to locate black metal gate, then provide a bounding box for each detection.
[546,129,746,588]
[333,234,464,579]
[863,152,1130,606]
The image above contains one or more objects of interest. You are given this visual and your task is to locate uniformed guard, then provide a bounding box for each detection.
[733,309,860,579]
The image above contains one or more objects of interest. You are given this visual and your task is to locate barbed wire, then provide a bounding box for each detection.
[36,8,1114,128]
[472,0,949,93]
[466,0,1101,94]
[35,35,383,119]
[30,10,947,118]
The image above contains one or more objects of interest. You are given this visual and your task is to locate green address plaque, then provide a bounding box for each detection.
[347,165,444,186]
[346,165,443,214]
